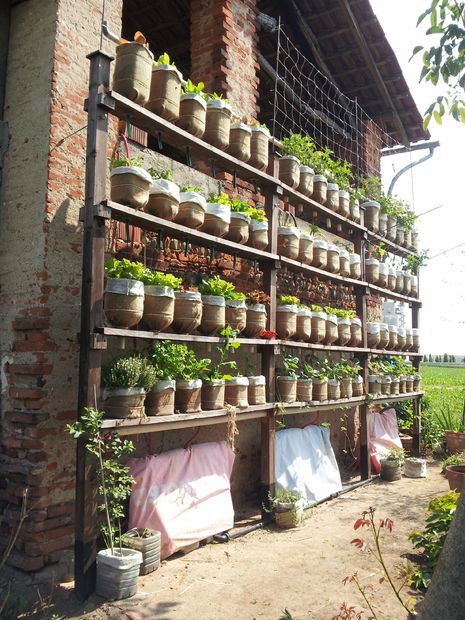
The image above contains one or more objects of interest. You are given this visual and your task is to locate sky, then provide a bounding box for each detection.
[369,0,465,356]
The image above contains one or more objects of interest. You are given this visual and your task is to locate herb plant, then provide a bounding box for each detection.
[102,355,156,390]
[207,191,231,205]
[155,52,174,66]
[174,347,211,381]
[179,184,203,193]
[205,326,240,381]
[110,155,144,169]
[277,354,299,378]
[141,269,181,289]
[281,132,316,164]
[148,168,173,181]
[104,258,146,281]
[147,341,189,381]
[182,79,204,95]
[279,295,299,305]
[199,276,245,300]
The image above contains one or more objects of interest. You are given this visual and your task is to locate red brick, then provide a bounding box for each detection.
[24,533,74,557]
[6,363,53,375]
[9,388,46,400]
[12,318,49,330]
[48,503,74,518]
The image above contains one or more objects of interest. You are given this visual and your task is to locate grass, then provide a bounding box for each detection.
[421,365,465,438]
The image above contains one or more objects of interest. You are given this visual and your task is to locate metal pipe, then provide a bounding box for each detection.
[381,140,440,157]
[212,476,379,543]
[387,145,437,195]
[102,20,120,45]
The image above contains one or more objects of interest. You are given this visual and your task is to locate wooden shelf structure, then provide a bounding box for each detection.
[75,52,423,598]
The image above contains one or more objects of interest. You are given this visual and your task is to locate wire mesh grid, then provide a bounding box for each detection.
[270,25,399,180]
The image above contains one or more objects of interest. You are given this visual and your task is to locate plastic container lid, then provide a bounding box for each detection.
[362,200,381,209]
[225,376,249,386]
[338,317,351,325]
[153,64,183,82]
[327,313,338,324]
[297,307,312,316]
[110,165,152,184]
[299,165,314,174]
[230,211,251,223]
[312,311,327,319]
[247,375,266,385]
[250,219,268,232]
[206,99,232,114]
[339,249,349,259]
[105,278,144,296]
[351,317,362,326]
[276,304,298,313]
[339,189,350,198]
[247,303,266,313]
[144,285,175,298]
[177,379,202,389]
[175,290,201,301]
[230,123,252,133]
[328,243,340,253]
[279,155,300,163]
[299,232,313,241]
[225,298,246,308]
[151,379,176,392]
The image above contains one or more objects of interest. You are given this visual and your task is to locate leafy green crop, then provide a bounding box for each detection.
[142,269,181,289]
[147,341,190,381]
[199,276,245,300]
[205,326,240,381]
[104,258,146,281]
[148,168,173,181]
[279,295,299,305]
[102,355,156,390]
[182,78,204,95]
[110,155,144,169]
[207,191,231,206]
[277,354,299,378]
[155,52,175,66]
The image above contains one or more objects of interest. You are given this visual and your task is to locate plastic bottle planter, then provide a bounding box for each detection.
[413,375,421,392]
[350,317,362,347]
[112,43,154,106]
[276,304,298,339]
[404,458,427,478]
[380,459,402,482]
[397,328,407,352]
[411,275,418,298]
[298,233,313,265]
[390,377,400,395]
[172,291,202,334]
[378,213,388,237]
[297,377,313,402]
[352,376,364,397]
[312,239,328,270]
[324,314,338,345]
[102,387,146,419]
[146,178,180,220]
[249,126,270,171]
[249,220,269,251]
[405,375,414,392]
[243,303,267,337]
[123,529,161,576]
[411,229,419,252]
[177,93,206,137]
[227,211,250,244]
[275,499,305,529]
[204,99,233,149]
[201,379,225,410]
[175,191,207,229]
[312,377,328,401]
[200,295,225,335]
[412,328,420,352]
[368,375,381,395]
[398,375,407,394]
[278,156,300,189]
[145,380,176,416]
[143,285,175,331]
[338,190,350,218]
[228,123,251,162]
[277,226,300,260]
[403,271,412,296]
[175,379,202,413]
[388,267,397,292]
[405,328,413,351]
[110,166,152,210]
[362,200,380,233]
[365,258,380,285]
[96,548,143,601]
[380,376,391,395]
[327,244,340,274]
[295,307,312,342]
[396,225,405,247]
[367,322,380,348]
[386,215,397,242]
[225,377,249,407]
[225,298,247,333]
[404,229,412,249]
[378,263,389,289]
[312,175,328,204]
[339,249,350,277]
[337,317,351,346]
[349,253,361,280]
[350,199,360,223]
[104,278,144,328]
[388,325,398,351]
[328,379,341,400]
[247,375,266,405]
[146,64,182,121]
[395,270,404,294]
[310,311,326,344]
[202,203,231,237]
[326,183,339,212]
[297,166,314,197]
[276,376,297,403]
[378,323,389,349]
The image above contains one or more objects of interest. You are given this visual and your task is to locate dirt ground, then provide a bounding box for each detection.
[49,461,449,620]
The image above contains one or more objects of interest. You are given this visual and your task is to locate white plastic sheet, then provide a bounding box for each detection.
[368,407,403,473]
[275,425,342,506]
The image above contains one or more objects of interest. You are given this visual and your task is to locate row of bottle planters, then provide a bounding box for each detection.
[113,44,271,169]
[367,323,420,352]
[367,374,422,396]
[365,260,418,297]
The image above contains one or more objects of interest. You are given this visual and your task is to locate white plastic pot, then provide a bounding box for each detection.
[96,548,142,600]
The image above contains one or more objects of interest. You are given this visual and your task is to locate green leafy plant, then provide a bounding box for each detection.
[247,206,268,222]
[104,258,146,281]
[141,269,181,289]
[280,132,316,164]
[102,355,156,390]
[408,492,460,589]
[203,92,230,103]
[405,250,429,274]
[279,295,299,305]
[147,341,188,381]
[205,326,240,381]
[435,403,465,432]
[249,120,269,130]
[370,243,386,262]
[441,452,465,472]
[110,155,144,169]
[268,487,302,505]
[174,347,211,381]
[148,168,173,181]
[277,354,299,378]
[155,52,174,66]
[207,191,231,205]
[199,276,245,300]
[182,78,204,95]
[324,307,356,319]
[66,408,135,553]
[310,304,323,313]
[179,184,203,193]
[382,447,406,464]
[328,158,353,191]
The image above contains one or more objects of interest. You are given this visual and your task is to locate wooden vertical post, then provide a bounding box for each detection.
[411,302,422,455]
[74,51,113,601]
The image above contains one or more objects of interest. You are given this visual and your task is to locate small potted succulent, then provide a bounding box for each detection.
[310,304,326,344]
[203,92,233,150]
[172,286,203,334]
[145,340,185,416]
[380,447,405,482]
[198,276,228,335]
[104,258,145,329]
[276,295,299,339]
[147,52,182,121]
[277,225,300,260]
[112,33,154,106]
[146,169,180,221]
[228,198,252,245]
[269,488,304,529]
[176,184,207,229]
[247,206,269,250]
[295,304,312,342]
[174,346,211,413]
[202,191,231,238]
[141,269,181,332]
[243,290,269,338]
[110,152,152,211]
[202,327,239,411]
[249,121,270,171]
[177,79,207,137]
[229,117,252,162]
[101,354,156,419]
[276,354,299,403]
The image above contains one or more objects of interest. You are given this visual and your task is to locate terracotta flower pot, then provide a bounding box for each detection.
[249,126,270,170]
[224,377,249,407]
[362,200,380,232]
[110,166,152,210]
[350,318,362,347]
[175,379,202,413]
[225,299,247,333]
[249,219,269,250]
[312,378,328,401]
[200,295,225,335]
[446,465,465,491]
[297,378,313,402]
[102,387,146,419]
[312,175,327,204]
[104,278,144,328]
[177,93,206,137]
[276,304,298,339]
[277,376,297,403]
[145,380,175,416]
[247,376,266,405]
[295,308,312,342]
[112,42,154,106]
[175,191,207,229]
[244,303,267,338]
[298,233,313,265]
[312,239,328,269]
[147,64,182,121]
[227,211,250,244]
[172,291,202,334]
[143,285,175,332]
[326,183,339,212]
[202,203,231,237]
[201,379,225,411]
[146,179,180,220]
[277,226,300,259]
[204,100,232,149]
[228,123,251,162]
[445,431,465,454]
[278,156,300,188]
[310,311,326,344]
[297,166,314,196]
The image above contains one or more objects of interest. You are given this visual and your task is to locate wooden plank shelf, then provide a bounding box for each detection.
[280,391,424,415]
[367,230,417,258]
[370,391,424,404]
[100,326,274,346]
[280,256,366,288]
[367,283,421,306]
[279,340,369,354]
[106,200,279,264]
[371,348,422,358]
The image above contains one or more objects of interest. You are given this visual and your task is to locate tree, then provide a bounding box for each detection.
[444,353,449,363]
[428,353,433,362]
[435,354,441,363]
[451,354,456,362]
[413,1,465,128]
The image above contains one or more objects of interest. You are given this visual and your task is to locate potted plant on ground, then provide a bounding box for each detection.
[174,346,211,413]
[276,295,299,339]
[276,354,299,403]
[104,258,145,329]
[198,276,228,335]
[436,406,465,454]
[442,454,465,491]
[141,269,181,332]
[202,191,231,238]
[243,290,269,337]
[380,447,405,481]
[110,152,152,210]
[146,169,180,221]
[67,407,142,599]
[228,198,251,245]
[229,117,252,162]
[172,286,203,334]
[269,488,304,529]
[203,92,233,150]
[101,355,156,419]
[112,33,154,106]
[249,121,270,171]
[176,184,207,229]
[145,340,185,416]
[202,327,240,410]
[177,79,207,137]
[122,528,161,577]
[247,206,269,250]
[147,52,182,121]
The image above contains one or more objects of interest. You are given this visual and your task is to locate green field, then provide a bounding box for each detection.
[421,365,465,445]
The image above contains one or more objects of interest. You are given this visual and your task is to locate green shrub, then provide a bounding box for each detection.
[102,355,156,390]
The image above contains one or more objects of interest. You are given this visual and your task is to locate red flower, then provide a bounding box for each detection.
[260,330,277,340]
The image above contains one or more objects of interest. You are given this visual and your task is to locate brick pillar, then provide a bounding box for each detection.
[190,0,260,118]
[360,119,383,177]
